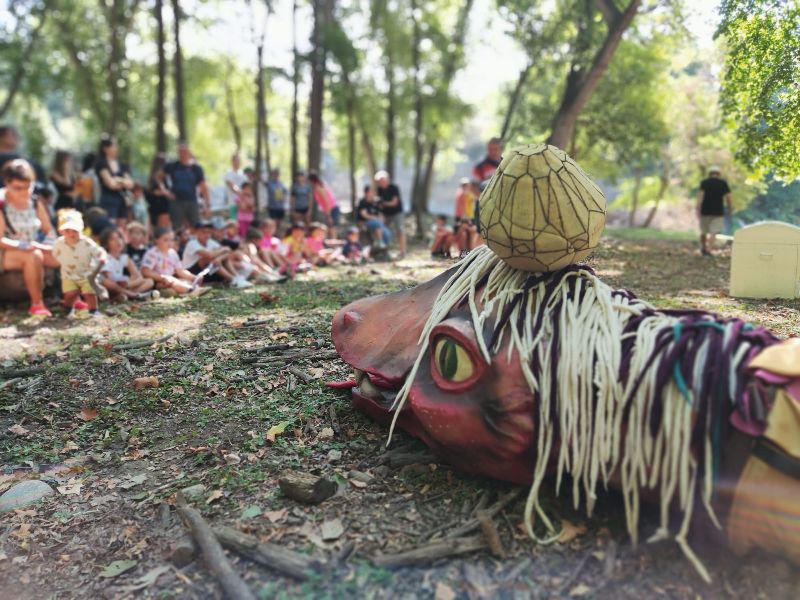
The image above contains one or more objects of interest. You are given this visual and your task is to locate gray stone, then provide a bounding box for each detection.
[0,480,55,513]
[327,449,343,462]
[347,470,374,484]
[180,484,206,498]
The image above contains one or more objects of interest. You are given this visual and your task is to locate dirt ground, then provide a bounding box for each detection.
[1,231,798,599]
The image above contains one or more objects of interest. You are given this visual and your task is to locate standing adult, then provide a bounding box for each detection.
[146,154,174,229]
[222,153,247,215]
[95,135,134,228]
[164,142,209,229]
[50,151,76,212]
[374,170,406,256]
[0,124,47,189]
[265,168,288,231]
[290,170,313,230]
[0,159,59,316]
[697,166,732,256]
[308,171,340,238]
[472,137,503,183]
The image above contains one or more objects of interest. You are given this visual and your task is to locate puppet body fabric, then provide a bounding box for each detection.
[330,246,800,580]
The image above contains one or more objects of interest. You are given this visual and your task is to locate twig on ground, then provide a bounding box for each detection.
[213,525,318,580]
[432,489,522,540]
[328,404,340,435]
[113,332,174,351]
[373,536,487,567]
[240,319,272,327]
[0,367,45,379]
[1,377,22,390]
[476,509,506,558]
[287,366,314,383]
[175,494,256,600]
[120,356,135,375]
[243,343,292,353]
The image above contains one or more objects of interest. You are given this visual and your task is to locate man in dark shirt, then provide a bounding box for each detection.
[164,142,209,229]
[357,185,390,249]
[472,137,503,183]
[374,170,405,255]
[697,166,732,256]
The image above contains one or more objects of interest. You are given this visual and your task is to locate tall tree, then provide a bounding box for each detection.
[154,0,167,153]
[290,0,301,177]
[308,0,333,173]
[717,0,800,179]
[171,0,187,142]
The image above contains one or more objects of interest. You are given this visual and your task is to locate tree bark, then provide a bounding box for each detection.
[171,0,187,142]
[410,0,425,234]
[291,0,300,177]
[255,42,265,212]
[547,0,641,149]
[384,55,396,177]
[628,169,642,227]
[224,67,242,151]
[0,5,48,119]
[346,88,357,215]
[308,0,331,174]
[642,170,669,228]
[154,0,167,152]
[500,62,532,142]
[359,123,377,181]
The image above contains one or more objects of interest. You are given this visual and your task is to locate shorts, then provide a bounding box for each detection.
[384,212,405,239]
[700,215,723,235]
[330,206,341,226]
[100,193,126,219]
[62,278,94,294]
[170,200,200,230]
[294,206,310,218]
[268,208,286,220]
[188,261,225,283]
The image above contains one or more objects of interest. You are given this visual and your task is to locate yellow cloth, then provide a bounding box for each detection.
[62,278,94,294]
[748,338,800,377]
[728,389,800,563]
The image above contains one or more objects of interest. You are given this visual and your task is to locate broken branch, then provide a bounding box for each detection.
[213,525,317,580]
[373,536,487,567]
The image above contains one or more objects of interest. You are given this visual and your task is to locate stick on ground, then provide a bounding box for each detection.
[373,536,487,567]
[213,525,317,580]
[175,495,256,600]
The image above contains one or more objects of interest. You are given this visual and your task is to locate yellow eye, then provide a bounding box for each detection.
[433,336,475,383]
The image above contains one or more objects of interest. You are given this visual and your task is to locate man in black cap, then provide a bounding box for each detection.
[697,165,732,256]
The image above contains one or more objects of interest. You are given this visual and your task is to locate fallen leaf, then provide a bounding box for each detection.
[206,489,224,504]
[320,518,344,541]
[317,427,334,440]
[132,376,159,390]
[117,565,170,592]
[266,420,291,443]
[120,474,147,490]
[435,582,456,600]
[259,292,278,304]
[8,424,30,436]
[307,368,325,379]
[215,348,234,358]
[57,479,83,495]
[14,523,31,541]
[171,386,184,395]
[223,453,241,465]
[264,508,288,523]
[78,407,98,421]
[349,479,368,489]
[241,505,262,520]
[569,583,592,597]
[558,519,587,544]
[60,440,80,453]
[98,559,138,579]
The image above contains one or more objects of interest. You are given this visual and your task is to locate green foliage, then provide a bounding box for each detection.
[735,177,800,225]
[717,0,800,179]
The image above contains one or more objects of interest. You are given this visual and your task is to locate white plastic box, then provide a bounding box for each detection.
[730,221,800,299]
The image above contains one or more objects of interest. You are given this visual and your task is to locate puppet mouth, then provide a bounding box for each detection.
[353,368,399,407]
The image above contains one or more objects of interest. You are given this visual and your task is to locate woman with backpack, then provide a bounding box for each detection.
[0,159,60,316]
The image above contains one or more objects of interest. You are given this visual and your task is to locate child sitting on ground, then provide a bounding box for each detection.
[306,222,343,266]
[430,214,454,258]
[125,221,149,268]
[182,220,252,289]
[242,227,287,283]
[221,220,241,251]
[342,226,366,263]
[99,228,157,301]
[236,182,256,239]
[281,223,313,277]
[141,227,208,297]
[52,210,106,317]
[257,219,287,270]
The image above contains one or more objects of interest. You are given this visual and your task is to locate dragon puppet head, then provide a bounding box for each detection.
[330,144,800,580]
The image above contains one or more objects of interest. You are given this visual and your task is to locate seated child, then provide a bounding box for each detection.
[125,221,149,268]
[342,226,366,263]
[99,228,157,301]
[175,226,191,257]
[141,227,208,296]
[305,222,343,266]
[242,227,287,283]
[221,220,241,251]
[182,220,251,289]
[236,182,255,239]
[281,223,313,277]
[257,219,287,269]
[431,214,454,258]
[52,210,107,317]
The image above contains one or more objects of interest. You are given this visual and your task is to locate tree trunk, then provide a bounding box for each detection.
[499,63,531,142]
[291,0,300,177]
[359,123,377,181]
[0,6,48,119]
[308,0,331,174]
[547,0,641,149]
[155,0,167,152]
[628,170,642,227]
[410,0,425,234]
[346,89,357,215]
[171,0,187,142]
[384,56,396,177]
[224,67,242,151]
[642,170,669,228]
[255,42,265,214]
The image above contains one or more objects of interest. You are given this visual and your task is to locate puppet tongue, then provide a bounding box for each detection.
[326,379,357,389]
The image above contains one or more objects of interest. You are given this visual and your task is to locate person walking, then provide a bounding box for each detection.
[697,166,732,256]
[374,170,406,256]
[164,142,209,229]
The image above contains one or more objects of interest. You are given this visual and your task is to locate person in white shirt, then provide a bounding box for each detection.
[222,154,248,219]
[182,220,252,288]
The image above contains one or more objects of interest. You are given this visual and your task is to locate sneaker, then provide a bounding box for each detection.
[89,310,103,318]
[73,299,89,310]
[256,272,288,284]
[150,290,161,300]
[375,239,386,250]
[188,286,212,297]
[28,304,52,317]
[230,276,254,289]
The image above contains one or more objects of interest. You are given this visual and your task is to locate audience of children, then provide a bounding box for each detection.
[140,227,208,297]
[99,227,157,301]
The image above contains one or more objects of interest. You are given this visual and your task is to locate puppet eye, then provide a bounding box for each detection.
[433,336,475,383]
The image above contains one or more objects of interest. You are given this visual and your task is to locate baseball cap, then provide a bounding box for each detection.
[58,210,84,233]
[374,170,390,181]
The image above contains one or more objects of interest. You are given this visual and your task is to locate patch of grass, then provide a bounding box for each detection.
[606,226,697,242]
